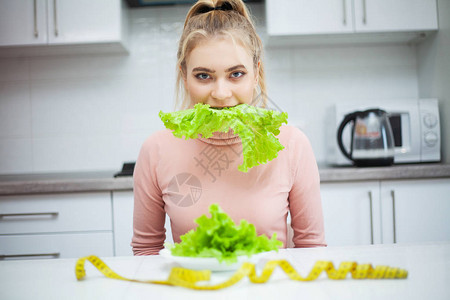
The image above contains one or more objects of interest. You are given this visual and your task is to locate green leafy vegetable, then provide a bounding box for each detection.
[166,204,283,264]
[159,103,288,172]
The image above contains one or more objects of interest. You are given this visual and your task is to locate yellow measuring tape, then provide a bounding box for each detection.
[75,255,407,290]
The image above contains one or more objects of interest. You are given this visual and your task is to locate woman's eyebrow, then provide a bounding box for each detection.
[192,67,215,73]
[226,65,247,72]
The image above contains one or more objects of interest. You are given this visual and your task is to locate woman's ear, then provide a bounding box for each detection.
[255,61,261,86]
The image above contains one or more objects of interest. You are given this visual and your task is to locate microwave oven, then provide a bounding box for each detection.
[327,98,441,166]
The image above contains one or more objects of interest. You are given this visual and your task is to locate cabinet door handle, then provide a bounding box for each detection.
[0,212,59,219]
[33,0,39,37]
[342,0,347,25]
[362,0,367,24]
[53,0,59,36]
[391,190,397,243]
[368,191,374,244]
[0,253,60,260]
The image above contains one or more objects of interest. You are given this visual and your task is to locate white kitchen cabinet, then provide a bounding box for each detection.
[112,191,134,256]
[266,0,353,36]
[266,0,438,37]
[321,178,450,247]
[380,178,450,244]
[0,192,114,260]
[320,181,381,246]
[0,0,127,54]
[112,191,173,256]
[0,0,47,46]
[46,0,124,45]
[353,0,438,33]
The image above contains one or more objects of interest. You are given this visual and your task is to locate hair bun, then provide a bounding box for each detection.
[197,2,233,15]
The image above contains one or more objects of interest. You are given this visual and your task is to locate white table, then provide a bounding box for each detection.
[1,242,449,300]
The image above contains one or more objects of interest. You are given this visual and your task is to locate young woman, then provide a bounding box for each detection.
[132,0,326,255]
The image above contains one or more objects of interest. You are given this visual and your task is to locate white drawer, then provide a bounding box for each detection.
[0,232,113,260]
[0,192,112,234]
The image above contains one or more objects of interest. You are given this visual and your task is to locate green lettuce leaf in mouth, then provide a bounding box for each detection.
[158,103,288,172]
[166,204,283,264]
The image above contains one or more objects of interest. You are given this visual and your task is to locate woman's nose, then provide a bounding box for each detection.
[211,79,232,100]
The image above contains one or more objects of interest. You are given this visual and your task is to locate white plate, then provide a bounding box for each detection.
[159,248,271,272]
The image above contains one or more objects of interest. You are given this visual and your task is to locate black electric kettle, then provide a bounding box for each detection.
[337,109,395,167]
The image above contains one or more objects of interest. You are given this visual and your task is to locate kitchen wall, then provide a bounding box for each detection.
[0,3,439,175]
[418,0,450,163]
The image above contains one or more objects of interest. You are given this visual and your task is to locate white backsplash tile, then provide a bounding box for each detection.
[0,82,32,138]
[119,106,167,133]
[29,55,131,80]
[117,132,160,164]
[265,73,294,112]
[31,78,122,138]
[32,135,120,173]
[0,139,33,174]
[0,59,29,82]
[264,48,292,72]
[292,44,417,70]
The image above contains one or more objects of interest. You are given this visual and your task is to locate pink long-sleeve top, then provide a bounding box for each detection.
[131,125,326,255]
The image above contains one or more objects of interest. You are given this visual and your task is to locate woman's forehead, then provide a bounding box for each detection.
[186,36,253,70]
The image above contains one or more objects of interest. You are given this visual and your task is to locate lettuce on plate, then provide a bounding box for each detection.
[158,103,288,172]
[166,204,282,264]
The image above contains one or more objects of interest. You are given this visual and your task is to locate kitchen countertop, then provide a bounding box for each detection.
[1,242,449,300]
[0,163,449,195]
[318,162,450,182]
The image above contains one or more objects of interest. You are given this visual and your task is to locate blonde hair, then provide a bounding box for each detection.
[175,0,267,110]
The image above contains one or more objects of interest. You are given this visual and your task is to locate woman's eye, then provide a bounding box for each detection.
[230,71,245,78]
[195,73,210,80]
